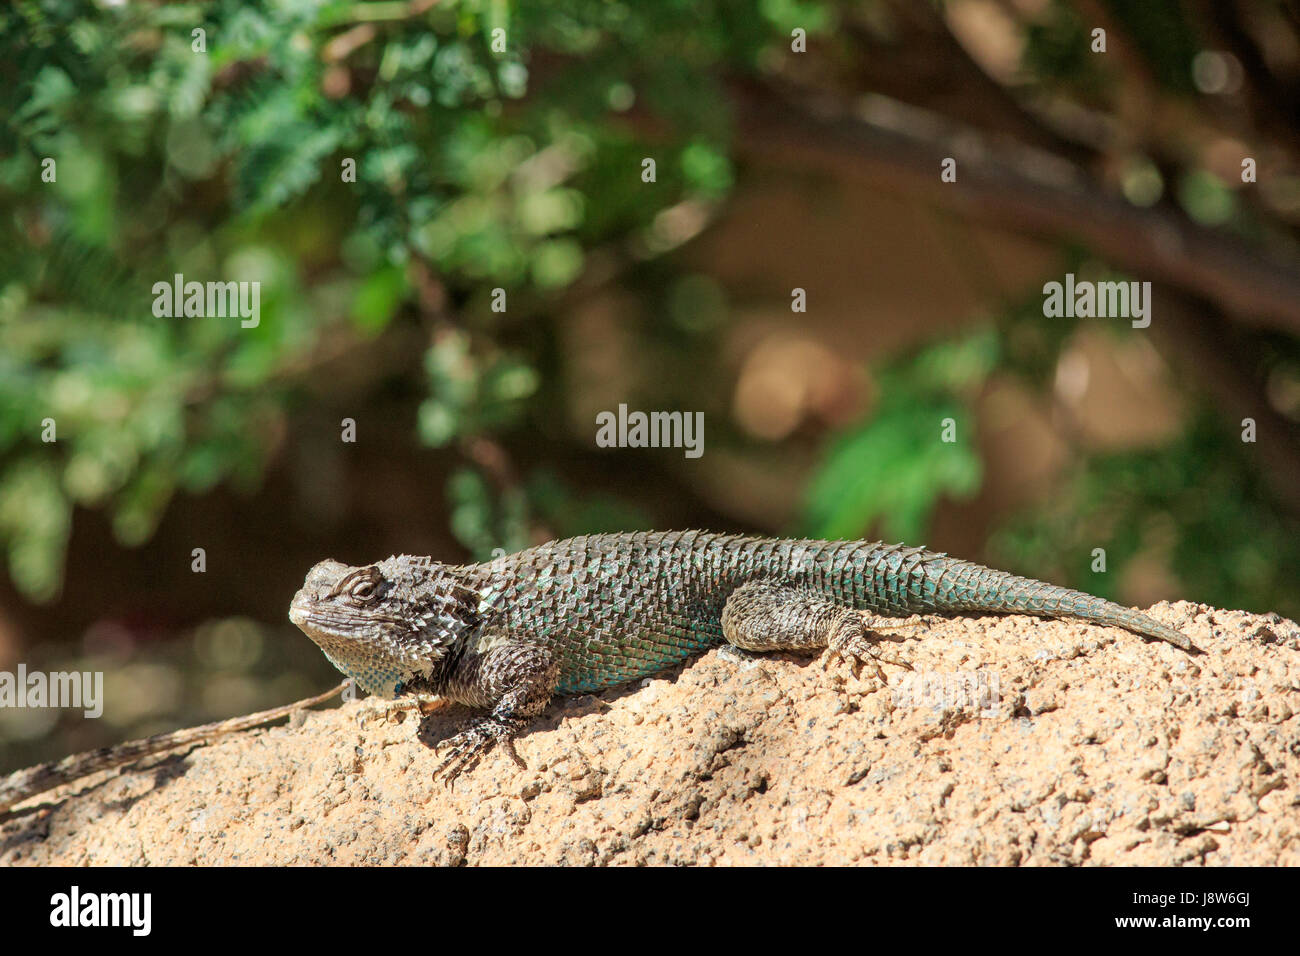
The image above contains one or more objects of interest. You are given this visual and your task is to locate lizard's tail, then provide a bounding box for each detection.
[940,561,1194,651]
[861,546,1196,652]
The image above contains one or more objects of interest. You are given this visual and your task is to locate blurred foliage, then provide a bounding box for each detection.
[448,467,654,562]
[419,330,539,447]
[804,331,993,542]
[807,278,1300,617]
[1,0,1297,625]
[0,0,822,600]
[992,414,1300,616]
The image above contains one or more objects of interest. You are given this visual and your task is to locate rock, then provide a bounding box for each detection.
[2,602,1298,865]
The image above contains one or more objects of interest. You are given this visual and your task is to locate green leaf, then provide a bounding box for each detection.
[350,265,409,334]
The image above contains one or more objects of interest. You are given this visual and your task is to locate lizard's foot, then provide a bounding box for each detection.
[430,716,526,785]
[826,613,916,683]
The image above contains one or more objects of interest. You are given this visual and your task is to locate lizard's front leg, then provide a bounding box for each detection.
[424,637,560,783]
[721,581,913,681]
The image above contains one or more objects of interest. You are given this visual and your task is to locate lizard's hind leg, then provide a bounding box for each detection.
[721,582,914,682]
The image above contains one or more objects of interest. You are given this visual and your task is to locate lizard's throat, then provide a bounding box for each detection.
[289,609,442,699]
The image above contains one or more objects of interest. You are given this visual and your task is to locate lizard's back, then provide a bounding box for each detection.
[471,530,1192,694]
[477,531,762,692]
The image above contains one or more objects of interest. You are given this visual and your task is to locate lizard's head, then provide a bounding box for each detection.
[289,556,496,698]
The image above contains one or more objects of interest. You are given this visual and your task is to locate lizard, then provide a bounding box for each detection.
[287,530,1198,781]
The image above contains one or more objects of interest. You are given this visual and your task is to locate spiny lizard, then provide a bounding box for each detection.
[288,531,1197,781]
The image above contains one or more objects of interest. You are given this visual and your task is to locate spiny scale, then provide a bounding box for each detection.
[463,531,1192,694]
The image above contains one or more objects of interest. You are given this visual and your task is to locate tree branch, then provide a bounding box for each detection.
[730,82,1300,337]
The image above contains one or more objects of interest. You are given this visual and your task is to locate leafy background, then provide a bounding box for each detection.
[3,0,1299,767]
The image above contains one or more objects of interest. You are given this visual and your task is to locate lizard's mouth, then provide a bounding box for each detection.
[287,600,355,647]
[288,594,316,631]
[288,596,347,646]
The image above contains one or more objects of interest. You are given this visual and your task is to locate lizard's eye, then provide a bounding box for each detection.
[350,580,378,602]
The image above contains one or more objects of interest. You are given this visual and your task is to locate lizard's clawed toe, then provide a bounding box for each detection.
[430,717,525,785]
[826,615,915,683]
[431,728,491,784]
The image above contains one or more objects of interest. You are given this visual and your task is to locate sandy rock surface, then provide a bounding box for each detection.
[2,602,1298,866]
